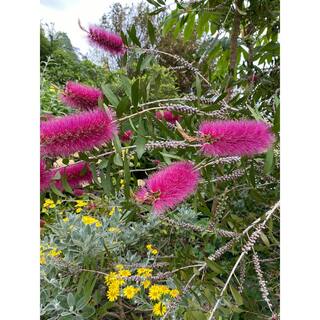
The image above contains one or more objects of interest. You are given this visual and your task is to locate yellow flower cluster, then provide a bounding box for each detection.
[137,267,153,278]
[123,285,140,299]
[75,200,88,213]
[148,284,170,301]
[153,302,167,317]
[41,199,61,213]
[82,216,102,227]
[40,245,62,265]
[146,244,158,255]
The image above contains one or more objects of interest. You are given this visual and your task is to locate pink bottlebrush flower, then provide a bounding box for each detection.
[53,162,93,191]
[199,120,275,157]
[41,108,118,157]
[40,159,53,192]
[135,161,200,215]
[155,110,181,124]
[60,81,103,111]
[87,25,126,55]
[120,130,133,143]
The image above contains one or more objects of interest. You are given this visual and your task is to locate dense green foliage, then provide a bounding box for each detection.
[41,1,280,319]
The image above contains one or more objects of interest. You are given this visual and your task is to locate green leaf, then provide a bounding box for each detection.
[102,84,119,107]
[123,154,131,198]
[264,148,274,175]
[61,174,73,194]
[135,136,146,159]
[119,75,132,98]
[247,105,264,121]
[127,25,141,47]
[260,231,270,247]
[116,96,131,117]
[50,183,65,197]
[113,153,123,166]
[147,19,156,45]
[184,14,195,41]
[67,293,75,307]
[230,285,243,305]
[140,55,153,72]
[131,79,140,107]
[195,74,202,97]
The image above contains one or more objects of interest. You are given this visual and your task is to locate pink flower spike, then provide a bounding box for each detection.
[155,110,181,124]
[135,161,200,215]
[199,120,275,157]
[120,130,133,143]
[87,25,126,55]
[40,108,118,157]
[60,81,103,111]
[53,162,92,191]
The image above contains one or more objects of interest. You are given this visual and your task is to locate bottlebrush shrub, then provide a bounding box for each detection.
[40,108,118,157]
[155,110,181,124]
[198,120,275,157]
[40,161,92,193]
[60,81,103,111]
[135,161,200,214]
[87,25,126,55]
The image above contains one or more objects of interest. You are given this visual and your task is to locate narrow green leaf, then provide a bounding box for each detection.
[67,293,75,307]
[147,19,156,45]
[230,285,243,305]
[119,75,132,98]
[131,79,140,107]
[61,174,73,194]
[183,14,195,41]
[102,84,119,106]
[127,25,141,46]
[264,148,274,175]
[195,74,202,97]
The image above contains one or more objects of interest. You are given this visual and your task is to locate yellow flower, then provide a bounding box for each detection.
[151,249,158,255]
[115,264,124,270]
[137,268,153,278]
[82,216,102,227]
[123,286,140,299]
[40,254,46,265]
[43,199,54,208]
[159,285,170,295]
[106,286,119,302]
[118,269,131,277]
[104,272,118,285]
[142,280,151,289]
[153,302,167,317]
[48,248,62,257]
[63,217,69,222]
[75,200,87,207]
[148,285,162,301]
[169,289,180,298]
[75,208,83,213]
[146,244,153,251]
[56,200,62,205]
[108,227,121,233]
[49,203,56,209]
[108,207,115,216]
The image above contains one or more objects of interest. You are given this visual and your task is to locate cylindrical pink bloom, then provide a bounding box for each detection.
[53,162,92,191]
[135,161,200,215]
[198,120,275,157]
[155,110,181,124]
[40,159,53,192]
[87,25,126,55]
[41,108,118,157]
[120,130,133,143]
[60,81,103,111]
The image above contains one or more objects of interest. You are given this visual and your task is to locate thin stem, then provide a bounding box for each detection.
[207,201,280,320]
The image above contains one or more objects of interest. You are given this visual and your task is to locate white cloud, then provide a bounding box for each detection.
[40,0,132,55]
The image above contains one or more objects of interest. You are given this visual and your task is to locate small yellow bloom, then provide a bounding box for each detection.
[48,248,62,257]
[63,217,69,222]
[151,249,158,255]
[148,285,162,301]
[169,289,180,298]
[108,207,115,216]
[142,280,151,289]
[153,302,167,317]
[118,269,131,277]
[40,254,46,265]
[123,286,140,299]
[82,216,102,227]
[146,244,153,251]
[106,286,119,302]
[104,272,118,285]
[56,200,62,205]
[75,200,88,207]
[137,268,153,278]
[75,208,82,213]
[49,203,56,209]
[108,227,121,233]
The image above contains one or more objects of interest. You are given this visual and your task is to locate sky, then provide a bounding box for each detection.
[40,0,132,55]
